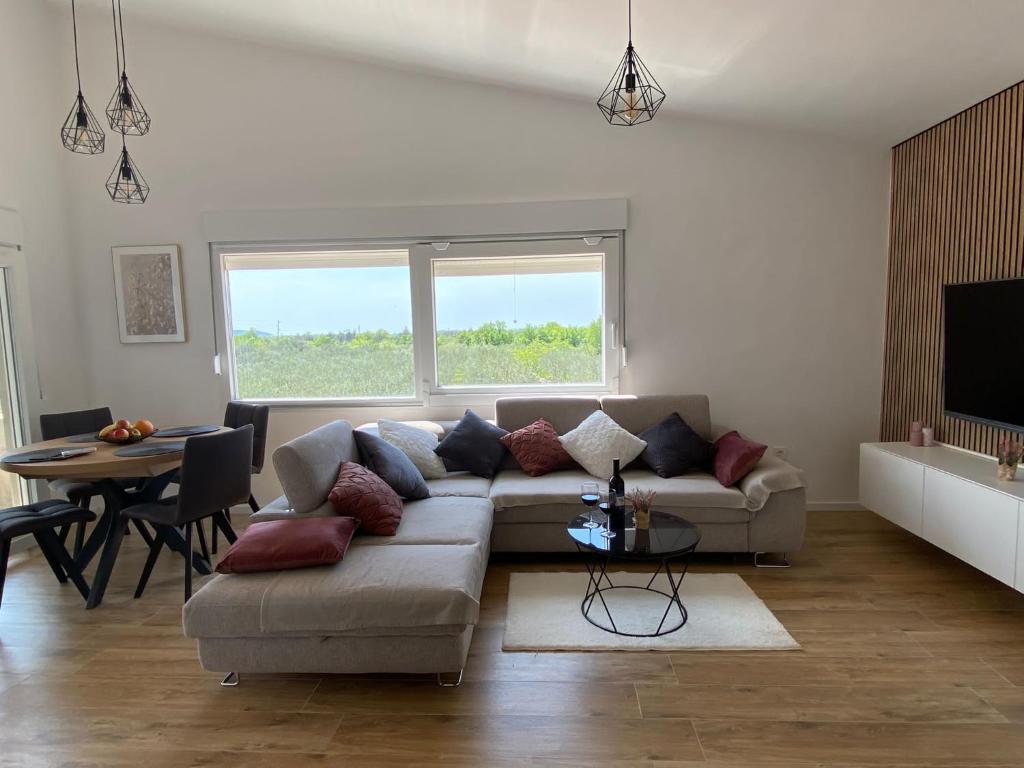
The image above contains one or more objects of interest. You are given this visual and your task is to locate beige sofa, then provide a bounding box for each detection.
[182,394,805,679]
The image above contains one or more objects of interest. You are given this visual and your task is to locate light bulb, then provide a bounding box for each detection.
[624,89,640,122]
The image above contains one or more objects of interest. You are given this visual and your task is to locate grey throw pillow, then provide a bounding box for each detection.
[434,409,509,478]
[638,412,714,478]
[354,430,430,500]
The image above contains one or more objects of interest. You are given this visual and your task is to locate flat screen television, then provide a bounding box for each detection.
[944,277,1024,432]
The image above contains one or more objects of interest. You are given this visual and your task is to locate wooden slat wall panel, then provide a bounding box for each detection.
[880,82,1024,452]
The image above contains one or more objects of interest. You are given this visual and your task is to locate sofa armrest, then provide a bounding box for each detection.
[739,455,807,512]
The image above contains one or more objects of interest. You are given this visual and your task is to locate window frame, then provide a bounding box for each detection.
[211,234,622,407]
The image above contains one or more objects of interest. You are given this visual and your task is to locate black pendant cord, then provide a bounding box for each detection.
[117,0,128,76]
[110,0,121,79]
[628,0,632,46]
[71,0,83,93]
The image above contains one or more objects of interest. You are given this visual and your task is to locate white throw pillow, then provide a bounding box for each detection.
[559,410,647,479]
[378,420,448,479]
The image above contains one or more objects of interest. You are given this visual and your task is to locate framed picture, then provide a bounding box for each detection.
[111,244,186,343]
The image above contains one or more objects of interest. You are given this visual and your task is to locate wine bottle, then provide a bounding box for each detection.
[608,458,624,510]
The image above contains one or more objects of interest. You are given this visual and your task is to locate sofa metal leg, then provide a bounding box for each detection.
[436,669,463,687]
[220,672,239,687]
[754,552,791,568]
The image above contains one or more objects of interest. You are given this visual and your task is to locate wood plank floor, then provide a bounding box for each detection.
[1,510,1024,766]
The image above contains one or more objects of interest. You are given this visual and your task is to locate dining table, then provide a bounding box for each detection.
[0,425,229,608]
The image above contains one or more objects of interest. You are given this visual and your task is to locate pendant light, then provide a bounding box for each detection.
[105,0,148,203]
[105,0,150,135]
[105,139,149,203]
[596,0,666,126]
[60,0,105,154]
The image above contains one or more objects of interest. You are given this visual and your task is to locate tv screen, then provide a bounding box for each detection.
[944,278,1024,431]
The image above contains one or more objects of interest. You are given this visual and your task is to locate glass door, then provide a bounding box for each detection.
[0,249,27,507]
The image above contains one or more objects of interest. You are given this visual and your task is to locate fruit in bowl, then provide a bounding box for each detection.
[98,418,153,444]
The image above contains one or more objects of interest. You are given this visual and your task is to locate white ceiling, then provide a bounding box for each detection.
[69,0,1024,145]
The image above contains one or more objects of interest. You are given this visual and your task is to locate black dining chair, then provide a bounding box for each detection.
[39,407,115,557]
[124,425,253,602]
[210,402,269,553]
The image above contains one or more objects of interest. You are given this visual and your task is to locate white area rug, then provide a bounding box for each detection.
[503,572,798,651]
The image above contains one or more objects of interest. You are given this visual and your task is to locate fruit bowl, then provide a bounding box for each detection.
[97,418,156,446]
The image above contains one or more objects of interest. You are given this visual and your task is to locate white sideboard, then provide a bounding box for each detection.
[859,442,1024,592]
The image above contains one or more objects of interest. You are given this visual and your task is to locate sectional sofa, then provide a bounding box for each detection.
[182,394,805,680]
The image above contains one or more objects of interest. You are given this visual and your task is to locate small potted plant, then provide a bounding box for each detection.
[627,488,656,530]
[997,437,1022,481]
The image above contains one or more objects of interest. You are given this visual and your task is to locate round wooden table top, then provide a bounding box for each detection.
[0,427,231,480]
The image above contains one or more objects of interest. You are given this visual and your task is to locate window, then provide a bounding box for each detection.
[223,249,415,400]
[217,236,620,403]
[431,254,604,388]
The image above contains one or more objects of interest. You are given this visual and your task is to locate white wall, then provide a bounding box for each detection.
[56,11,889,506]
[0,1,94,434]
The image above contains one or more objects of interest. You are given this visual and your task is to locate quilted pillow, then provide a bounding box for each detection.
[500,418,576,476]
[559,410,647,479]
[215,516,358,574]
[354,430,430,500]
[327,462,404,535]
[435,410,509,478]
[638,412,714,478]
[378,419,447,479]
[714,431,767,487]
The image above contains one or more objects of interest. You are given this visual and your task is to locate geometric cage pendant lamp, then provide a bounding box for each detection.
[105,137,150,204]
[105,0,150,136]
[596,0,666,126]
[61,0,106,154]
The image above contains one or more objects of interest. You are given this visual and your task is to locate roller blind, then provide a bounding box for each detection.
[432,254,603,278]
[223,249,408,270]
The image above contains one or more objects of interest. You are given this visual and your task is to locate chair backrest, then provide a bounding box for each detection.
[40,407,114,440]
[223,401,270,473]
[174,425,254,526]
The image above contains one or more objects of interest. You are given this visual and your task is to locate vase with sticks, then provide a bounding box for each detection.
[996,437,1022,481]
[627,487,656,530]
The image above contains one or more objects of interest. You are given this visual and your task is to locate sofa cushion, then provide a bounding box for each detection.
[183,543,487,638]
[378,419,448,479]
[434,409,509,478]
[495,396,601,434]
[354,496,493,547]
[425,472,492,498]
[559,410,647,478]
[638,412,714,478]
[273,420,359,514]
[499,418,576,476]
[215,517,359,574]
[601,395,713,439]
[328,462,403,535]
[489,468,601,509]
[714,431,768,487]
[354,430,429,500]
[620,469,748,508]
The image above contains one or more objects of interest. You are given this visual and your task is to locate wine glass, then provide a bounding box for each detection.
[580,482,601,528]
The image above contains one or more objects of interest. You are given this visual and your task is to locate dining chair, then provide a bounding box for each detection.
[210,402,269,553]
[39,407,114,557]
[123,425,253,602]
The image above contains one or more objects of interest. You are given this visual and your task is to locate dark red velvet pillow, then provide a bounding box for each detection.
[215,516,358,574]
[328,461,403,535]
[713,431,768,487]
[499,418,576,477]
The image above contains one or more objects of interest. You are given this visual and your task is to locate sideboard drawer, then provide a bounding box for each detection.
[859,445,924,535]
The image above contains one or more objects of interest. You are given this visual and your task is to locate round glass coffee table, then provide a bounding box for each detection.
[567,509,701,637]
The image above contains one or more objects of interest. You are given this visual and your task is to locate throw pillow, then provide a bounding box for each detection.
[378,419,448,479]
[434,409,509,478]
[558,410,647,478]
[500,418,576,476]
[215,516,358,574]
[328,461,404,535]
[638,412,714,478]
[714,431,768,486]
[354,430,430,500]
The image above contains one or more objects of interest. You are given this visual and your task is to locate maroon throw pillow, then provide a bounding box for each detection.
[713,431,768,487]
[328,461,403,535]
[499,418,576,477]
[215,517,358,574]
